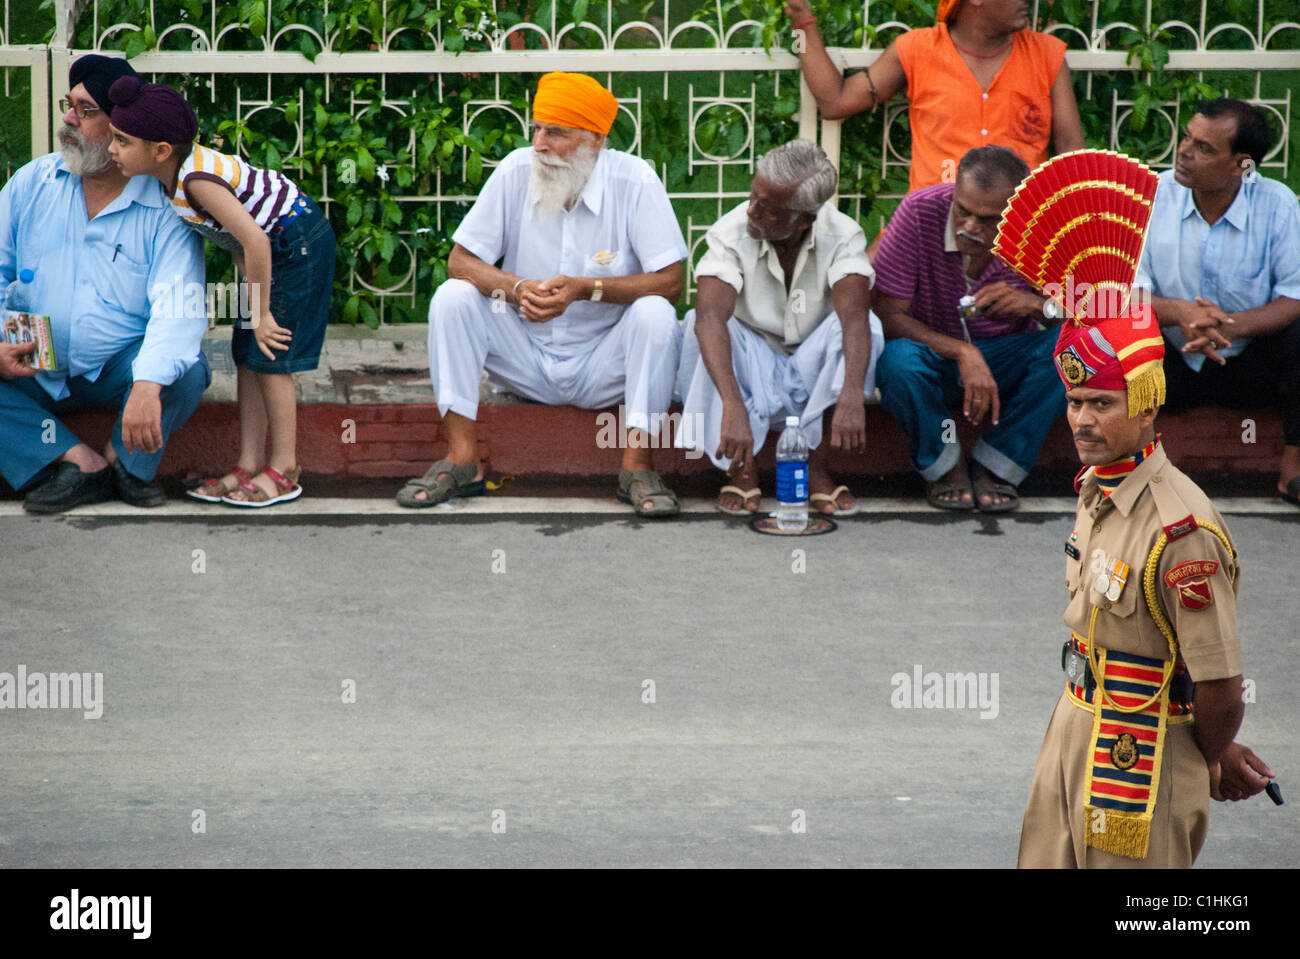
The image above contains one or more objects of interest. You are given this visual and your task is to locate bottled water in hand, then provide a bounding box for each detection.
[4,268,36,312]
[775,415,809,532]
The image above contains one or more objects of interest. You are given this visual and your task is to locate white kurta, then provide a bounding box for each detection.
[676,201,882,468]
[428,146,688,429]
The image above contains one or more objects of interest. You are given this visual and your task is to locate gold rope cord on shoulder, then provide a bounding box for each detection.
[1085,519,1237,714]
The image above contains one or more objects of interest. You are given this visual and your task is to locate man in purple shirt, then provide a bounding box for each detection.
[874,146,1063,511]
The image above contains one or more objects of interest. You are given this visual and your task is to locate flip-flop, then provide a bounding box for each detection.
[716,484,761,516]
[971,464,1020,514]
[811,484,860,517]
[1280,476,1300,507]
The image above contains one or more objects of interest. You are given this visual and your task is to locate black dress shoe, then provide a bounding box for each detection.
[23,461,113,514]
[111,459,166,508]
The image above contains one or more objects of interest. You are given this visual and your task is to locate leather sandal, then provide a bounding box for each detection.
[188,466,254,503]
[395,459,485,509]
[971,463,1020,514]
[222,465,303,508]
[617,468,679,517]
[925,476,974,511]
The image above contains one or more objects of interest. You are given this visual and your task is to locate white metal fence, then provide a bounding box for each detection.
[4,0,1298,319]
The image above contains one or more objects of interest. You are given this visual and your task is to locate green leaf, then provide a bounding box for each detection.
[1132,90,1152,132]
[573,0,589,26]
[357,147,375,180]
[263,143,281,171]
[346,198,362,228]
[380,232,396,262]
[343,295,360,324]
[359,299,379,329]
[1150,41,1170,71]
[466,151,482,184]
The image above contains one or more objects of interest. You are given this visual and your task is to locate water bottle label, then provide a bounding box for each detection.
[775,461,808,502]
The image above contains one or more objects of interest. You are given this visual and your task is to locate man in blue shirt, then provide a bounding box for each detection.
[1135,99,1300,506]
[0,55,208,512]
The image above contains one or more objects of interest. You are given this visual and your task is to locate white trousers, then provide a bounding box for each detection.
[427,279,682,432]
[676,309,884,469]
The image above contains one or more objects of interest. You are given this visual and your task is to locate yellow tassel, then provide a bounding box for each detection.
[1126,365,1165,417]
[1084,806,1152,859]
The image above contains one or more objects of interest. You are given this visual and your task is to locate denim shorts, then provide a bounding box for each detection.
[232,193,337,374]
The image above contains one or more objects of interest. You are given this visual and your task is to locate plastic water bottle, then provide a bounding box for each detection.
[775,415,809,531]
[4,268,35,311]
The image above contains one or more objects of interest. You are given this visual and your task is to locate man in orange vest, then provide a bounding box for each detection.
[784,0,1085,193]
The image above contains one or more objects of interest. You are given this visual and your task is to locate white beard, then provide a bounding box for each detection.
[529,141,600,217]
[58,124,115,176]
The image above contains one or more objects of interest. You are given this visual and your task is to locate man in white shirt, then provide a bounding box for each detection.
[677,140,882,514]
[399,72,688,515]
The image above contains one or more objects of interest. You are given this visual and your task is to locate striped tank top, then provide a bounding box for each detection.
[171,142,300,252]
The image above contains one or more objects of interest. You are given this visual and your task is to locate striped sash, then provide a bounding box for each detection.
[1065,636,1178,859]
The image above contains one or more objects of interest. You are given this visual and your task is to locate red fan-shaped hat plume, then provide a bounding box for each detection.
[994,150,1165,416]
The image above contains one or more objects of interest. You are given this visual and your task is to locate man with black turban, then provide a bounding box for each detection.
[0,55,208,512]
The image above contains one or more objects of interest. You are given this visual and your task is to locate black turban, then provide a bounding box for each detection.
[68,54,139,116]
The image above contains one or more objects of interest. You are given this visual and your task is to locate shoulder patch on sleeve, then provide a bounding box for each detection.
[1163,514,1198,541]
[1164,560,1219,586]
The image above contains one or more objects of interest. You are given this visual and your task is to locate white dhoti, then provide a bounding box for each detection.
[676,309,884,469]
[428,279,682,432]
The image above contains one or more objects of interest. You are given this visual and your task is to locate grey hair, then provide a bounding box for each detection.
[756,139,838,212]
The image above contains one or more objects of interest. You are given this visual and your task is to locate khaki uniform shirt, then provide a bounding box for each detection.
[1065,442,1240,681]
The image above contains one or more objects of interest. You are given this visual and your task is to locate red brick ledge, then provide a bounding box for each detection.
[58,403,1284,480]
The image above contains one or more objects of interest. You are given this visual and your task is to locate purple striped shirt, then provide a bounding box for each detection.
[872,182,1038,341]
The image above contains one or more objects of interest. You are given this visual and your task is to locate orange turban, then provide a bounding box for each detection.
[936,0,961,21]
[532,72,618,137]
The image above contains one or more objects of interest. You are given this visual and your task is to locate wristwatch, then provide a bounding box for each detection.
[590,278,603,302]
[1042,297,1064,322]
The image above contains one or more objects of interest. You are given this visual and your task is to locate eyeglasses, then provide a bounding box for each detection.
[59,97,102,119]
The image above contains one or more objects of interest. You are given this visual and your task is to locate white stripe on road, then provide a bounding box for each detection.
[1,496,1295,518]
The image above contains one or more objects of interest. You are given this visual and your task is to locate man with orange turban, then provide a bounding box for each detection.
[1016,305,1277,868]
[783,0,1084,194]
[399,73,689,515]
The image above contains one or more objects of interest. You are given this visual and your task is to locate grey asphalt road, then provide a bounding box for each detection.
[1,510,1295,868]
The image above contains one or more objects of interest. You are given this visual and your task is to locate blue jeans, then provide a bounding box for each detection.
[0,343,210,490]
[231,194,336,374]
[876,327,1063,485]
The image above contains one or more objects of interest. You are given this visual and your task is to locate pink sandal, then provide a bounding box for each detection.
[221,465,303,508]
[188,466,253,503]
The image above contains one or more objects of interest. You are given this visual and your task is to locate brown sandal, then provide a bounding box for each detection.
[188,466,253,503]
[221,466,302,508]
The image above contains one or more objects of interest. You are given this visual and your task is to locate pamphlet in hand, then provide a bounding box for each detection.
[2,311,58,370]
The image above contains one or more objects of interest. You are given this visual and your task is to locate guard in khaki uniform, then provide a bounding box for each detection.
[1017,304,1276,868]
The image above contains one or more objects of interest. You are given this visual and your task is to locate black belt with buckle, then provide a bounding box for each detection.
[1060,640,1195,704]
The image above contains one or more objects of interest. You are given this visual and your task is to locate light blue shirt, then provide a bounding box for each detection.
[0,153,206,400]
[1134,168,1300,372]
